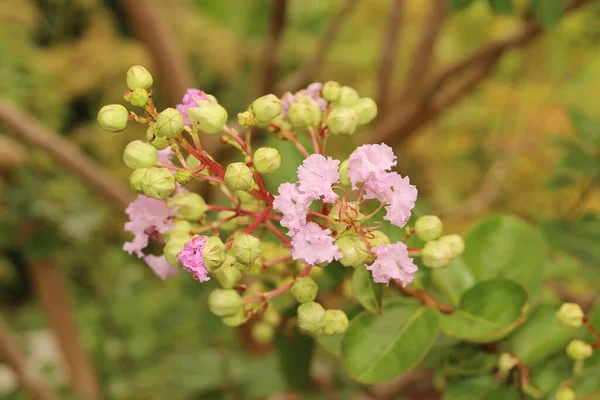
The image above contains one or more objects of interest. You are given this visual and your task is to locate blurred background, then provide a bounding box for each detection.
[1,0,599,398]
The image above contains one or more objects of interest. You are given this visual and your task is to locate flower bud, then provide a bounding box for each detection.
[556,387,576,400]
[222,308,247,327]
[97,104,129,132]
[263,307,281,326]
[202,236,227,272]
[339,159,351,186]
[231,234,262,265]
[141,167,175,199]
[291,276,318,303]
[326,107,358,135]
[237,111,256,127]
[126,65,153,90]
[217,211,239,231]
[556,303,584,328]
[126,88,149,107]
[123,140,158,169]
[155,108,184,138]
[186,102,228,134]
[337,86,359,107]
[327,201,364,233]
[351,97,378,125]
[163,220,193,242]
[251,94,282,125]
[497,353,518,373]
[175,170,192,185]
[438,234,465,258]
[225,162,254,191]
[213,256,241,288]
[335,234,371,268]
[415,215,443,242]
[167,192,207,221]
[208,289,242,317]
[368,231,390,247]
[288,102,315,128]
[164,236,189,266]
[146,127,171,150]
[421,240,453,269]
[322,81,341,102]
[252,321,275,343]
[129,168,147,192]
[323,310,349,335]
[253,147,281,174]
[297,302,326,334]
[566,340,593,360]
[301,96,322,127]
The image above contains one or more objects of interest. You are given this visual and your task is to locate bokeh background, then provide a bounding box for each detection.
[1,0,599,399]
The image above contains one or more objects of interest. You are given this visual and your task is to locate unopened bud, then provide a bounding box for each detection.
[231,234,262,265]
[291,276,318,303]
[566,340,593,360]
[213,256,241,288]
[146,127,171,150]
[202,236,227,272]
[556,387,576,400]
[237,111,256,127]
[251,94,282,125]
[155,108,184,138]
[438,234,464,258]
[297,302,326,334]
[140,167,175,199]
[222,308,247,327]
[129,168,147,192]
[97,104,129,132]
[254,147,281,174]
[422,240,452,269]
[326,107,358,135]
[208,289,242,317]
[175,170,192,185]
[263,307,281,326]
[351,97,378,125]
[167,192,207,221]
[339,159,351,186]
[415,215,443,242]
[337,86,359,107]
[164,220,193,242]
[252,321,275,343]
[301,96,322,127]
[123,140,158,169]
[323,310,348,335]
[288,102,315,128]
[556,303,584,328]
[368,231,390,247]
[322,81,341,102]
[327,201,363,234]
[126,88,149,107]
[126,65,153,90]
[225,162,254,191]
[498,353,518,373]
[164,236,189,266]
[187,102,228,134]
[336,234,371,268]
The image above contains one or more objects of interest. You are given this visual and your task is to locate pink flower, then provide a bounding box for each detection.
[383,174,417,228]
[176,88,208,125]
[290,222,342,265]
[123,195,176,257]
[366,243,417,286]
[281,82,327,118]
[273,183,312,233]
[177,236,210,282]
[157,147,174,165]
[297,154,340,203]
[143,255,179,280]
[347,144,397,190]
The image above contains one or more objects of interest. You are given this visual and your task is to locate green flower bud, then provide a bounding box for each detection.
[236,190,255,204]
[222,308,247,327]
[127,88,149,107]
[141,167,175,199]
[251,94,282,125]
[301,96,322,127]
[129,168,147,192]
[566,340,593,360]
[163,220,193,242]
[186,102,228,134]
[288,102,314,128]
[164,236,189,266]
[202,236,227,272]
[218,211,239,231]
[126,65,153,90]
[415,215,443,242]
[155,108,184,138]
[208,289,242,317]
[97,104,129,132]
[254,147,281,174]
[421,240,453,269]
[263,307,281,326]
[291,276,318,303]
[213,256,241,288]
[237,111,256,127]
[231,234,262,265]
[337,86,359,107]
[252,321,275,343]
[322,81,341,102]
[327,201,363,234]
[326,107,358,135]
[497,353,518,373]
[438,234,465,258]
[556,303,584,328]
[339,159,351,186]
[175,170,192,185]
[225,162,254,191]
[146,127,171,150]
[123,140,158,169]
[351,97,378,125]
[323,310,349,335]
[335,234,371,268]
[297,302,326,334]
[167,192,207,221]
[368,231,390,247]
[556,387,576,400]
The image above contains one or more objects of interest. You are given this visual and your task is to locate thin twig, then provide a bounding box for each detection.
[260,0,289,95]
[377,0,404,116]
[397,284,454,313]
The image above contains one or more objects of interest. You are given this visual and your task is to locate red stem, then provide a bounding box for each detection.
[245,206,273,234]
[244,264,313,303]
[270,123,310,157]
[309,127,320,154]
[263,255,293,267]
[265,220,292,248]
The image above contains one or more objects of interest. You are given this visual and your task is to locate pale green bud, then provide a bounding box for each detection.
[237,111,256,127]
[556,387,576,400]
[497,353,518,373]
[126,88,149,107]
[164,220,193,242]
[146,127,171,150]
[327,201,363,234]
[254,147,281,174]
[422,240,452,269]
[208,289,242,317]
[297,302,326,334]
[141,167,175,199]
[97,104,129,132]
[175,170,192,185]
[167,192,207,221]
[556,303,584,328]
[218,211,239,231]
[126,65,153,90]
[323,310,349,335]
[225,162,254,191]
[186,102,228,134]
[123,140,158,169]
[339,159,351,186]
[155,108,184,138]
[203,236,227,272]
[368,231,390,247]
[337,86,360,107]
[438,234,464,258]
[288,102,314,128]
[251,94,282,125]
[301,96,322,127]
[322,81,341,102]
[291,276,318,303]
[336,234,371,268]
[566,340,593,360]
[351,97,378,125]
[326,107,358,135]
[222,308,247,327]
[231,234,262,265]
[263,307,281,326]
[252,321,275,343]
[415,215,443,242]
[236,190,255,204]
[164,236,189,266]
[129,168,147,192]
[213,256,241,288]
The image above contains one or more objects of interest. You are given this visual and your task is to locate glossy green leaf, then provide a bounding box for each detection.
[342,301,439,383]
[531,0,562,28]
[274,327,314,390]
[530,356,572,396]
[352,267,383,314]
[431,257,477,306]
[440,279,528,343]
[568,108,600,146]
[487,0,514,15]
[450,0,477,10]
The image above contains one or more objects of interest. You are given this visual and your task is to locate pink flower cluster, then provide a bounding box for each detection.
[176,88,208,125]
[281,83,327,119]
[177,236,210,282]
[366,243,417,287]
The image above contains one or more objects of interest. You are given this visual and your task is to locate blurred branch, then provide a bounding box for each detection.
[0,98,133,209]
[277,0,361,93]
[259,0,289,95]
[0,318,59,400]
[563,173,599,221]
[376,0,404,116]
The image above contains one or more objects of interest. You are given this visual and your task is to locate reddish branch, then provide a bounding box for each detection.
[377,0,404,116]
[260,0,289,95]
[397,284,454,313]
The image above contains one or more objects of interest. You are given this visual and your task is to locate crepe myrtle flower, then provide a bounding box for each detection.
[177,236,210,282]
[290,222,342,265]
[123,195,175,258]
[176,88,208,125]
[366,243,417,287]
[281,82,327,118]
[143,255,179,280]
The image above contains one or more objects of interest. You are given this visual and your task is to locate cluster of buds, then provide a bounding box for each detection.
[556,303,598,361]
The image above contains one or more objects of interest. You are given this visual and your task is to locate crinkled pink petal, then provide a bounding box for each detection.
[290,222,341,265]
[281,82,325,118]
[273,183,312,233]
[143,255,179,280]
[177,236,210,282]
[347,144,397,190]
[297,154,340,203]
[176,88,208,125]
[366,243,417,286]
[157,147,174,164]
[383,174,417,228]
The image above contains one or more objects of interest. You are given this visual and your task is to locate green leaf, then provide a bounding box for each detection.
[440,279,528,343]
[431,257,477,306]
[558,152,598,173]
[352,267,383,314]
[568,108,600,146]
[450,0,477,10]
[531,0,563,28]
[584,301,600,367]
[274,327,314,390]
[541,215,600,269]
[342,301,439,383]
[443,376,496,400]
[487,0,514,15]
[545,175,577,191]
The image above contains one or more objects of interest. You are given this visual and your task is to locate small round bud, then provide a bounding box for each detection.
[222,308,247,327]
[129,168,147,192]
[291,276,318,303]
[213,256,241,288]
[140,167,175,199]
[556,303,584,328]
[566,340,593,360]
[237,111,256,127]
[415,215,443,242]
[155,108,184,138]
[497,353,518,373]
[337,86,360,107]
[297,302,326,334]
[327,201,364,234]
[301,96,322,127]
[167,193,207,221]
[252,321,275,344]
[322,81,341,102]
[288,102,315,128]
[335,234,371,268]
[421,240,453,269]
[164,236,189,266]
[202,236,227,272]
[127,88,149,107]
[326,107,358,135]
[251,94,282,125]
[225,162,254,191]
[186,102,228,134]
[339,159,351,186]
[438,234,465,258]
[123,140,158,169]
[126,65,153,90]
[163,220,193,242]
[351,97,378,125]
[556,387,576,400]
[175,170,192,185]
[323,310,349,335]
[368,231,390,247]
[97,104,129,132]
[231,234,262,265]
[217,211,239,231]
[254,147,281,174]
[263,307,281,326]
[208,289,242,317]
[146,127,171,150]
